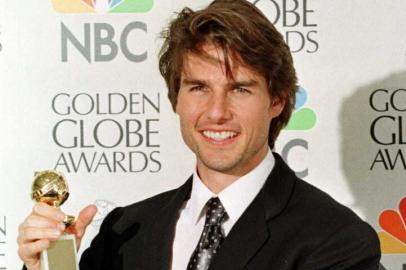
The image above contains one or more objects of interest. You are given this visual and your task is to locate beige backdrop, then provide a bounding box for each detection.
[1,1,405,269]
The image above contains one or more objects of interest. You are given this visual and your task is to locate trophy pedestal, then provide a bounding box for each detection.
[40,234,79,270]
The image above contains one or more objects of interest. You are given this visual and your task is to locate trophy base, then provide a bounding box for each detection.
[40,234,79,270]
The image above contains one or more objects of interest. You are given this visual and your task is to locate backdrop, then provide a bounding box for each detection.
[1,0,405,269]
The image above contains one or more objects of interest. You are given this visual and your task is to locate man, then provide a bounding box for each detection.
[18,1,381,269]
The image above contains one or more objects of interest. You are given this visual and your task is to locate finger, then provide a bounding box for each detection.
[18,227,63,245]
[18,239,50,266]
[31,202,65,222]
[68,204,97,238]
[19,215,65,232]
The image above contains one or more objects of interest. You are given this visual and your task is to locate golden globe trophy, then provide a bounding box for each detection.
[31,170,79,270]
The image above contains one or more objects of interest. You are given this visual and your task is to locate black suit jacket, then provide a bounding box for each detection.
[78,153,380,270]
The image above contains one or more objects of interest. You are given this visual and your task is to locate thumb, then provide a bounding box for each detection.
[67,204,97,245]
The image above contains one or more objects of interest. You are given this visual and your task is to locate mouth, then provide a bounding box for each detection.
[201,130,239,143]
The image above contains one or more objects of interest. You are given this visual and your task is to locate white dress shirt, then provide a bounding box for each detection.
[171,149,275,270]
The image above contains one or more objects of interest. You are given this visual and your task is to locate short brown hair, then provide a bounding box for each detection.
[159,0,297,148]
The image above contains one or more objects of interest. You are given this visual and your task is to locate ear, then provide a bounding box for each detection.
[269,95,285,119]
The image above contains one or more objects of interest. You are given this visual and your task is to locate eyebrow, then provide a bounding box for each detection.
[181,79,208,86]
[181,78,259,88]
[229,79,259,88]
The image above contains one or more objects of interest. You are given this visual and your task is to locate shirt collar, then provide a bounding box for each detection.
[189,149,275,224]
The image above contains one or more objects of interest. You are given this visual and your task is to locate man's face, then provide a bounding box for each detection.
[176,45,284,176]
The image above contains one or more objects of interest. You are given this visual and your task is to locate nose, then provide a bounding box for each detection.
[205,92,232,124]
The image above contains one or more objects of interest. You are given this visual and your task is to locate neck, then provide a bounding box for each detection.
[197,147,269,194]
[197,169,239,194]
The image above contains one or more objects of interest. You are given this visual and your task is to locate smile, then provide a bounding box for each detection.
[202,130,238,141]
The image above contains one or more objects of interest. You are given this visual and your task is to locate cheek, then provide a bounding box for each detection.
[237,110,271,135]
[177,105,199,129]
[177,96,205,124]
[245,107,273,136]
[241,99,273,122]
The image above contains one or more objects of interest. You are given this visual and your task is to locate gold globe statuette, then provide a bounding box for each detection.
[31,170,75,227]
[31,170,79,270]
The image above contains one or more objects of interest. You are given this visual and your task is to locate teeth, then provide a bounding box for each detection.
[202,131,237,141]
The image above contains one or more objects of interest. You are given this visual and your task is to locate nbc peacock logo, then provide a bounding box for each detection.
[378,197,406,253]
[285,86,317,130]
[51,0,154,13]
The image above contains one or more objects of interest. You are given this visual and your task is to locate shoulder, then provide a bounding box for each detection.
[292,178,362,225]
[108,186,182,232]
[270,153,375,235]
[292,180,381,269]
[80,183,188,269]
[91,176,192,235]
[122,187,180,215]
[269,155,381,268]
[291,178,379,242]
[277,161,378,238]
[89,186,181,236]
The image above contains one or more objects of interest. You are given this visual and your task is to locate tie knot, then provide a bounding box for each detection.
[205,197,227,226]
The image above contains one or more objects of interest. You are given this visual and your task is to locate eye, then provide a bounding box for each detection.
[190,85,206,92]
[233,87,251,94]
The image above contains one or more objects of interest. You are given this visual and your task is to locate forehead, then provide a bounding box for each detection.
[181,44,265,82]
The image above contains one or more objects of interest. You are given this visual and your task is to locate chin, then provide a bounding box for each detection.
[200,155,241,172]
[204,163,237,173]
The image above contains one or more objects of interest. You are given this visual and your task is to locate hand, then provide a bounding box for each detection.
[17,203,97,270]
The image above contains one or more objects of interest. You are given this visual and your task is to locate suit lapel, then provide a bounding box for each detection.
[210,153,297,270]
[209,189,269,270]
[261,153,297,221]
[141,178,192,270]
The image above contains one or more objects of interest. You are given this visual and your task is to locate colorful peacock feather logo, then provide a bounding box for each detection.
[51,0,153,13]
[378,197,406,253]
[285,86,317,130]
